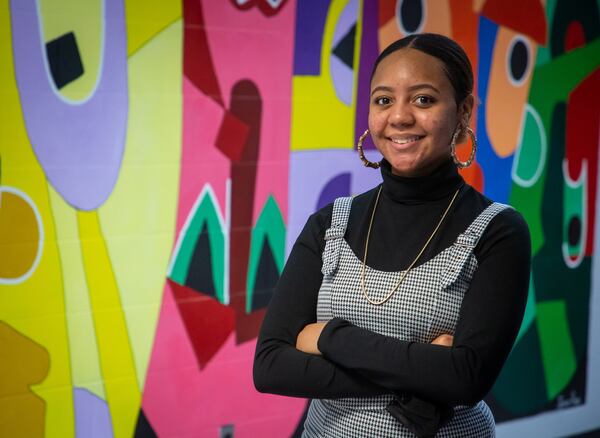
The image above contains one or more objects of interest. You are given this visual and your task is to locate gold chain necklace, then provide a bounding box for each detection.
[361,185,460,305]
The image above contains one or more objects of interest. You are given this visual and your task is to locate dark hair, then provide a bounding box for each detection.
[370,33,474,105]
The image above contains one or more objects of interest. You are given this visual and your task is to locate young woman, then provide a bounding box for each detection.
[254,33,531,437]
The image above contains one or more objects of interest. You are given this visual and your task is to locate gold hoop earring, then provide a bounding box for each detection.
[357,129,380,169]
[451,126,477,168]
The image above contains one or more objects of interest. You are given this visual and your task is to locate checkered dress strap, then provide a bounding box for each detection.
[321,196,353,276]
[441,202,511,288]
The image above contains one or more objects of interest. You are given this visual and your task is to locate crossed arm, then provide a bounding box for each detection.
[253,210,530,405]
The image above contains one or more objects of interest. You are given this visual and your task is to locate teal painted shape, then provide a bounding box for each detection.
[168,187,226,302]
[246,195,286,313]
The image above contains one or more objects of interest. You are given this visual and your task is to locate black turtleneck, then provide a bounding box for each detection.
[253,158,530,407]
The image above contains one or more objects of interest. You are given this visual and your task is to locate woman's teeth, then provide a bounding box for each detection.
[390,136,423,144]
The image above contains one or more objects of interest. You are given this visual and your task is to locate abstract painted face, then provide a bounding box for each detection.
[368,48,472,177]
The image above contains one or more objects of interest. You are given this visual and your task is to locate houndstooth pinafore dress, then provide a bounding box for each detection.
[302,195,510,437]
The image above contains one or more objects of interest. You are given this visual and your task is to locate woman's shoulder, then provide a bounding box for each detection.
[309,186,381,228]
[300,186,381,252]
[467,189,531,259]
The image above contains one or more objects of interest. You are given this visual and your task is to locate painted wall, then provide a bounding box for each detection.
[1,0,599,437]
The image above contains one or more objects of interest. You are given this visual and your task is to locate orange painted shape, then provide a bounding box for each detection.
[485,29,536,158]
[0,190,41,279]
[449,0,479,112]
[0,321,50,438]
[379,17,400,51]
[481,0,547,44]
[378,0,452,48]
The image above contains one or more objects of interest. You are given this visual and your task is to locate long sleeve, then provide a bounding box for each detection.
[253,209,388,398]
[317,209,531,406]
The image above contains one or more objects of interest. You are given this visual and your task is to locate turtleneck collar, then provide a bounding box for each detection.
[379,158,464,203]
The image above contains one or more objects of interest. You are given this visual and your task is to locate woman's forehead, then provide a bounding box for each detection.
[371,48,451,91]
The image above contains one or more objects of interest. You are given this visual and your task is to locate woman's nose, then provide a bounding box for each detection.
[389,102,415,126]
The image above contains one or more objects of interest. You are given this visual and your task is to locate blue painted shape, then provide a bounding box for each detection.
[317,172,352,210]
[476,16,514,203]
[293,0,331,75]
[73,387,114,438]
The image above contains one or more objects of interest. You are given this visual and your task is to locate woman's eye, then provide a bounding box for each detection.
[415,95,434,106]
[374,96,392,105]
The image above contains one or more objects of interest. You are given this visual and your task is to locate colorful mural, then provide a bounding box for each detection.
[0,0,599,437]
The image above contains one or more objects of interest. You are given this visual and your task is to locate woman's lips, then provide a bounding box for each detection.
[387,135,425,149]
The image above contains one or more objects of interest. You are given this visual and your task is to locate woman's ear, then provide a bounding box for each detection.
[460,95,475,128]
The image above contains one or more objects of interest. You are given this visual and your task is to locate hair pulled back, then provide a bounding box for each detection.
[371,33,474,106]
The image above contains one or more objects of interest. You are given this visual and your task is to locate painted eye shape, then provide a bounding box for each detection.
[562,160,587,268]
[507,35,531,86]
[396,0,425,35]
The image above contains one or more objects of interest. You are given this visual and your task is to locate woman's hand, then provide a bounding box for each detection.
[431,334,453,347]
[296,322,327,355]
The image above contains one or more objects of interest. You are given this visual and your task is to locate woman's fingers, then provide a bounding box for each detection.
[431,334,454,346]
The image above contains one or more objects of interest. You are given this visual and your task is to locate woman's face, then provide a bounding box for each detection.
[368,48,472,177]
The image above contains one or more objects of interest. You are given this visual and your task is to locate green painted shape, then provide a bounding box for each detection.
[515,272,537,346]
[246,195,286,313]
[563,174,585,258]
[492,321,548,414]
[510,40,600,256]
[512,106,544,185]
[169,189,225,302]
[536,300,577,399]
[535,0,558,66]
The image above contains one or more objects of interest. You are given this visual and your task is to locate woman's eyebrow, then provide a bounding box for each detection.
[370,83,441,96]
[407,83,440,93]
[370,85,394,96]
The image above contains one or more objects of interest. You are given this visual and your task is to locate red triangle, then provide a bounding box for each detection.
[169,279,235,369]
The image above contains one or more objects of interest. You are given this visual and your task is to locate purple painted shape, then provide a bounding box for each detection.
[286,149,382,255]
[293,0,331,75]
[330,0,358,105]
[73,388,114,438]
[10,0,128,211]
[316,172,351,210]
[354,0,379,149]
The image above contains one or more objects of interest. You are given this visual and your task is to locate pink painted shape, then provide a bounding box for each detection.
[201,0,295,223]
[143,282,306,436]
[178,78,230,231]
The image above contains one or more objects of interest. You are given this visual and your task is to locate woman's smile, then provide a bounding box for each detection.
[387,134,426,149]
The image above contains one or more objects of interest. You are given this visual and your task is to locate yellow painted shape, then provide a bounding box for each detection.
[125,0,182,55]
[48,186,105,399]
[291,0,363,151]
[1,6,75,437]
[0,190,40,279]
[77,210,141,438]
[97,19,182,390]
[486,28,537,158]
[38,0,102,101]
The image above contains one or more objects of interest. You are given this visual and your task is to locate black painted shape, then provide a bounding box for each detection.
[550,0,600,58]
[250,238,280,311]
[332,24,356,69]
[220,424,234,438]
[509,40,528,82]
[568,216,581,247]
[185,222,217,297]
[45,32,84,89]
[134,408,158,438]
[400,0,422,33]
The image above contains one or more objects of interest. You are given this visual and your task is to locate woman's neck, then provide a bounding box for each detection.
[379,158,464,204]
